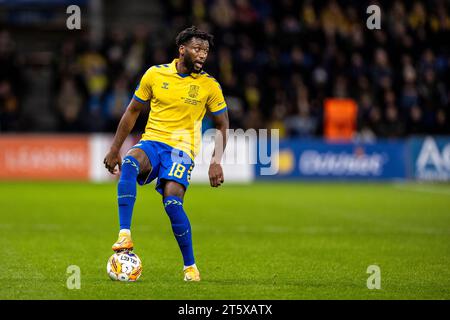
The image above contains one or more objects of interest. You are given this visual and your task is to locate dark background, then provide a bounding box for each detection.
[1,0,449,139]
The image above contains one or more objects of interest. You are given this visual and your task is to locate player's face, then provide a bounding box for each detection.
[181,38,209,73]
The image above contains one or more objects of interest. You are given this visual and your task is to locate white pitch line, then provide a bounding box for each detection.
[393,184,450,196]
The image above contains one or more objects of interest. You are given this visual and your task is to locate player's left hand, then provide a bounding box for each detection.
[208,163,224,187]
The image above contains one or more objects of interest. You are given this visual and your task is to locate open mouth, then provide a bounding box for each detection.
[194,61,203,69]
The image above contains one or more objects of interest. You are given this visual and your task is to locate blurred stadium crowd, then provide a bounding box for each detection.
[0,0,449,139]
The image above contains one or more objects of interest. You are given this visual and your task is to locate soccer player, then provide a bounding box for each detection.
[103,26,229,282]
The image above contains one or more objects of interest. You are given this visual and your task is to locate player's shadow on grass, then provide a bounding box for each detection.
[204,278,307,287]
[102,279,146,284]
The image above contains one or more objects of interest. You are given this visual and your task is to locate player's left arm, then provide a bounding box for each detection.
[206,78,229,187]
[209,110,229,187]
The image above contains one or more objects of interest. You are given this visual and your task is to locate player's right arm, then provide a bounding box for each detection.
[104,68,154,174]
[103,98,147,174]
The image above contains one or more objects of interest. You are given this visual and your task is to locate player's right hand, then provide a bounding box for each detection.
[208,162,224,187]
[104,149,122,175]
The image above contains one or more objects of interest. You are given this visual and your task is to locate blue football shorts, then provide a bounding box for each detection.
[130,140,194,195]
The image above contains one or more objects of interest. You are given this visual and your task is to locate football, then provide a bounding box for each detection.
[107,251,142,282]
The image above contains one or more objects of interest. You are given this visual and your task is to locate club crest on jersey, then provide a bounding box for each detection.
[188,85,199,98]
[162,82,169,89]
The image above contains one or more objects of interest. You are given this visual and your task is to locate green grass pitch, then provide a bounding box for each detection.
[0,181,449,300]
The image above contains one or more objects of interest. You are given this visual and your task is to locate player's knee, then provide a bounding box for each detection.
[163,196,188,222]
[127,149,151,173]
[163,196,184,215]
[163,181,185,199]
[120,156,140,179]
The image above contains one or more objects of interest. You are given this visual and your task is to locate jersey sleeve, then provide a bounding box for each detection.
[133,67,154,103]
[206,79,227,115]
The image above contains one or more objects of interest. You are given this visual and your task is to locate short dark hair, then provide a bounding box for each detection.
[175,26,214,48]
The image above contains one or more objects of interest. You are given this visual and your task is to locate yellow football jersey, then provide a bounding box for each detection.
[133,59,227,159]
